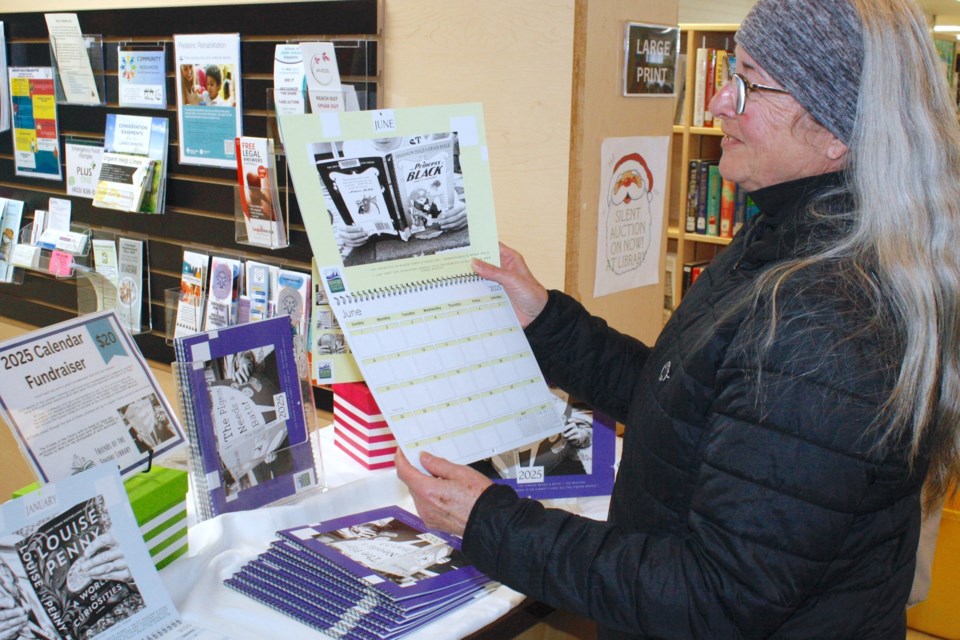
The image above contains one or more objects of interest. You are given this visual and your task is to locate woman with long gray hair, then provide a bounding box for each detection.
[397,0,960,636]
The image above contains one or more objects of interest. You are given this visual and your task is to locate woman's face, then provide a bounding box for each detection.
[181,65,194,83]
[708,46,847,192]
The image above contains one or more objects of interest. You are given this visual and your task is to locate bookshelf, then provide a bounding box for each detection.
[666,24,738,314]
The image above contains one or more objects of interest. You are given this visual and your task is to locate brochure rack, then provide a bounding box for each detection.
[173,328,326,522]
[76,230,153,335]
[49,33,107,106]
[233,148,290,249]
[164,287,207,345]
[0,1,381,367]
[14,222,92,279]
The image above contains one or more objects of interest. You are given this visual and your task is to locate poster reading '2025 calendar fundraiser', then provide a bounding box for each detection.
[0,310,185,483]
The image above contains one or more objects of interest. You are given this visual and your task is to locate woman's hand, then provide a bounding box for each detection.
[395,450,492,537]
[472,243,549,328]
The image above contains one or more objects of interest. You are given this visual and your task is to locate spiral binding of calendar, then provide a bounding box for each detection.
[332,272,483,304]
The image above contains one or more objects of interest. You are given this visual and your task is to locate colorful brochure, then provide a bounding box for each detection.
[8,67,62,181]
[118,45,167,109]
[174,33,242,169]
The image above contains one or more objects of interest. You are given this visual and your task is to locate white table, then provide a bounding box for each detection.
[159,425,613,639]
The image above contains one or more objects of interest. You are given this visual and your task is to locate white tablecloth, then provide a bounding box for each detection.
[159,425,613,639]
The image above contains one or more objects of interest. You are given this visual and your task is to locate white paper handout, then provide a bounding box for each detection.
[0,22,9,132]
[593,136,669,297]
[300,42,343,113]
[44,13,101,105]
[273,43,306,115]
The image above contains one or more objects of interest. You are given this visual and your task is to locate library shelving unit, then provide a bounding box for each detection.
[666,24,738,315]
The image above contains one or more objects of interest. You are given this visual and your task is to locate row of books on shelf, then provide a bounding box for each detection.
[684,158,759,239]
[174,250,311,340]
[692,47,736,128]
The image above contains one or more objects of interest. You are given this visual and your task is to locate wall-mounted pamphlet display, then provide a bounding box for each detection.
[44,13,105,106]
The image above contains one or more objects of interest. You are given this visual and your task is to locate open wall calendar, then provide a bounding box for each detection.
[280,104,566,470]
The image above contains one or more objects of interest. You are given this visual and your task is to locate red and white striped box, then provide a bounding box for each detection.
[332,382,396,470]
[332,382,384,422]
[333,422,397,470]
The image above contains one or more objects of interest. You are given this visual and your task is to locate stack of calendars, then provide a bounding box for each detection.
[225,505,496,639]
[173,315,319,520]
[236,135,287,248]
[93,113,169,213]
[333,382,397,470]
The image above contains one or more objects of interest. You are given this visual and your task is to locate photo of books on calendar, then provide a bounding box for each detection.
[279,103,566,471]
[311,131,466,266]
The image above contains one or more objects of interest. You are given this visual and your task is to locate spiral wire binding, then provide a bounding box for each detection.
[332,272,482,304]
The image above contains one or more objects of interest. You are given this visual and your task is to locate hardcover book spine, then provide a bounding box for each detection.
[719,178,736,238]
[703,48,716,127]
[693,48,708,128]
[705,164,721,236]
[712,49,728,128]
[695,160,712,234]
[684,159,700,233]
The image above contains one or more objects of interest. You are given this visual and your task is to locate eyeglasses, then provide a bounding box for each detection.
[731,72,790,115]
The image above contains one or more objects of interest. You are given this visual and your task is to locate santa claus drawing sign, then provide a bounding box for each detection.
[594,136,668,297]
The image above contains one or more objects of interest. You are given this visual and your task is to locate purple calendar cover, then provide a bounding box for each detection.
[259,545,489,616]
[469,401,616,500]
[275,506,485,602]
[235,557,486,631]
[227,567,488,640]
[225,575,436,640]
[176,315,318,516]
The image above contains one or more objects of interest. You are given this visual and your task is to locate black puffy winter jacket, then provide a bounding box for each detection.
[462,173,926,639]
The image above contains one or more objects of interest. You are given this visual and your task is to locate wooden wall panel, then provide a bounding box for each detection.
[0,0,381,364]
[564,0,678,345]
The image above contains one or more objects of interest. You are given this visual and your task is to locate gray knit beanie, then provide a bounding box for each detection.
[735,0,863,144]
